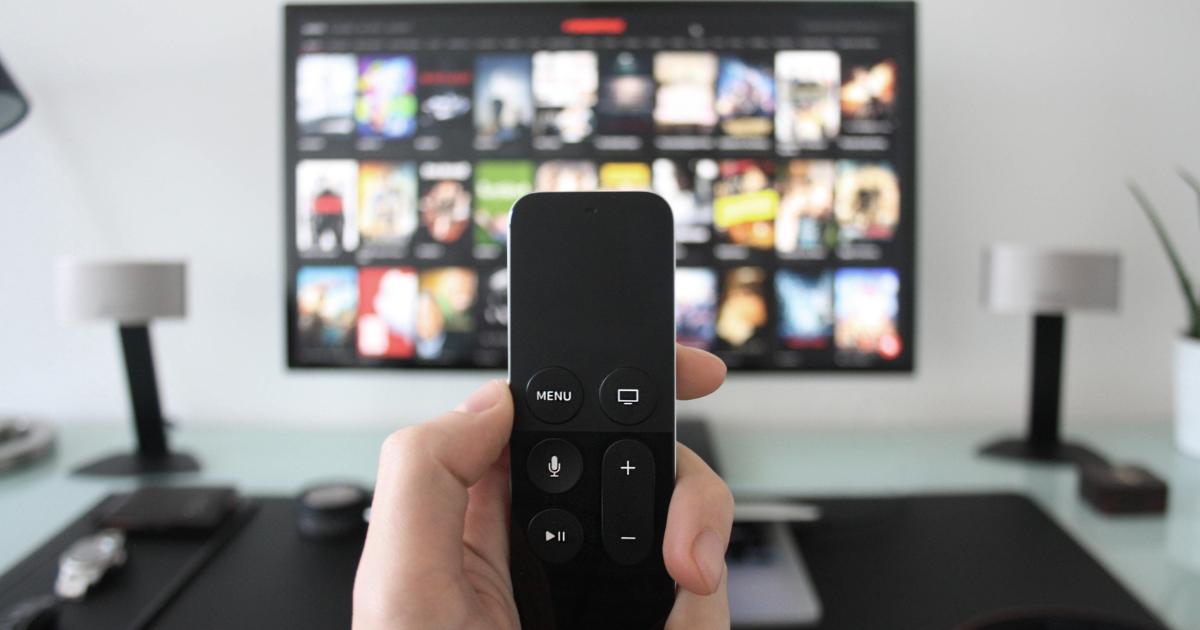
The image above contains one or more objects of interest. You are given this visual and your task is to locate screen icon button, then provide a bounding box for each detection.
[599,367,657,425]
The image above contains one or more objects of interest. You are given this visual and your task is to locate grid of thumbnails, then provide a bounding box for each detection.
[289,33,911,370]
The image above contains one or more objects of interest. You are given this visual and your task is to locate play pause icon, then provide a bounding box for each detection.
[545,530,566,543]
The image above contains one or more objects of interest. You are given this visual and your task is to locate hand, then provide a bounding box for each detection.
[353,345,732,630]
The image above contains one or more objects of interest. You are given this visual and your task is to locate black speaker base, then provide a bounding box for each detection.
[72,452,200,477]
[979,438,1108,468]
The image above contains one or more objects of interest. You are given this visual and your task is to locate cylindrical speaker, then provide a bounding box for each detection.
[981,245,1120,315]
[55,260,187,324]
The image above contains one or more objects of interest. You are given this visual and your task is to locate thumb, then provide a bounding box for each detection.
[356,380,513,609]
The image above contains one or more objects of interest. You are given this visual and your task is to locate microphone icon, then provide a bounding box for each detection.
[548,455,562,478]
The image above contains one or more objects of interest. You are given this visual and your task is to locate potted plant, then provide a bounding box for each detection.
[1129,169,1200,458]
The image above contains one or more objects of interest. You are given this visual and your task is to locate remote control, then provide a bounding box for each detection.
[508,191,676,629]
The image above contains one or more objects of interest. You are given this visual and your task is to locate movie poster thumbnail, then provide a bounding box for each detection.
[841,58,897,129]
[676,267,718,350]
[476,267,509,363]
[596,52,655,137]
[532,51,598,149]
[357,161,418,259]
[833,161,900,243]
[295,266,358,357]
[355,55,418,139]
[652,159,716,245]
[653,52,718,135]
[775,270,833,349]
[715,55,775,138]
[716,267,770,355]
[535,160,598,192]
[834,267,901,361]
[416,59,474,149]
[415,267,478,362]
[481,267,508,330]
[296,53,357,135]
[599,162,651,191]
[357,266,418,359]
[296,159,359,256]
[712,160,778,251]
[415,161,473,256]
[474,54,533,150]
[776,160,836,258]
[474,160,534,251]
[775,51,841,151]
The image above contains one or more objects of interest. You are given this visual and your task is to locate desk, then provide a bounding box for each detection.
[3,422,1200,628]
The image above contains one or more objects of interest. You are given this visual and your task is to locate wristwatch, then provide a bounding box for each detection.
[54,529,127,600]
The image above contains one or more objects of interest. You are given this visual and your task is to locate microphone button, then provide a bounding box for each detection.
[527,438,582,494]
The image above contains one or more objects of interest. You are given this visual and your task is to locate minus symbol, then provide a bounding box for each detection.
[620,536,636,540]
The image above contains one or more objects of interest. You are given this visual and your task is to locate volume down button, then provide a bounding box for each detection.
[601,439,655,565]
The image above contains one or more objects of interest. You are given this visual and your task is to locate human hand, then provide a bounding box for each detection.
[353,344,732,629]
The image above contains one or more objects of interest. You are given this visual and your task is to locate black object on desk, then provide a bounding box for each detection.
[0,491,1167,630]
[1079,464,1168,515]
[295,482,370,540]
[795,493,1165,630]
[98,486,240,534]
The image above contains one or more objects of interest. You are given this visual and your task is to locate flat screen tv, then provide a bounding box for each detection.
[284,1,916,371]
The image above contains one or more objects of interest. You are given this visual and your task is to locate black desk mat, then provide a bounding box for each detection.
[0,496,259,630]
[0,493,1167,630]
[794,493,1165,630]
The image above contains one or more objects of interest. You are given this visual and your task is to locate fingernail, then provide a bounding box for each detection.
[456,380,502,413]
[692,528,726,592]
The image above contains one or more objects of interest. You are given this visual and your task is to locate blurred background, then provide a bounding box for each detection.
[0,0,1198,428]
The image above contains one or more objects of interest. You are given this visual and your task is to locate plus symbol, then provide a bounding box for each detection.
[621,460,637,476]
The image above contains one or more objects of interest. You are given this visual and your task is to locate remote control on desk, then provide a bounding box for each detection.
[508,192,676,629]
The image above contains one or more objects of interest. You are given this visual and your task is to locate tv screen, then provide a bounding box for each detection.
[285,1,916,371]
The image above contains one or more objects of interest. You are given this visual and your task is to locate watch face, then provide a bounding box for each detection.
[67,534,120,564]
[65,544,107,566]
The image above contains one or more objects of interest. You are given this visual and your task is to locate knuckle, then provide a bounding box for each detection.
[380,426,423,460]
[703,478,735,517]
[716,481,735,513]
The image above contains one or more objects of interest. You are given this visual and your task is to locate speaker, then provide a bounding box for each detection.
[979,245,1120,464]
[54,260,198,476]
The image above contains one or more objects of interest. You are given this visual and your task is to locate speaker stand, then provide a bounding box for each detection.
[979,314,1108,468]
[72,324,199,477]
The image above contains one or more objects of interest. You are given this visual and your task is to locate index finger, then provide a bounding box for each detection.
[677,344,727,400]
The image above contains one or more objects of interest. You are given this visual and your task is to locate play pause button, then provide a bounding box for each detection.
[527,508,583,564]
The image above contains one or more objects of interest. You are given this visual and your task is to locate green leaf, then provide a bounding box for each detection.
[1128,180,1200,339]
[1180,168,1200,224]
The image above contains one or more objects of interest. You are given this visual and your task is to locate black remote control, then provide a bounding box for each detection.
[508,191,676,629]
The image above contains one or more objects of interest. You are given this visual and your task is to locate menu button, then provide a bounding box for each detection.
[525,367,584,424]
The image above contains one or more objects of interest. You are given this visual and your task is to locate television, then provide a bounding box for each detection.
[284,1,916,371]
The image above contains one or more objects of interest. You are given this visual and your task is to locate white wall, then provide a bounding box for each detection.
[1,0,1198,429]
